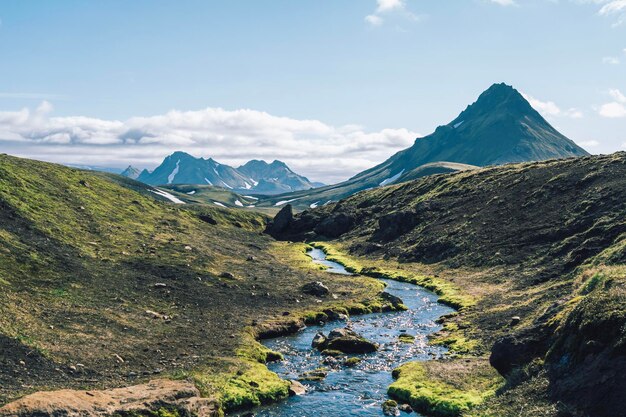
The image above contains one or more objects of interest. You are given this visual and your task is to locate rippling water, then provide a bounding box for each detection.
[244,251,454,417]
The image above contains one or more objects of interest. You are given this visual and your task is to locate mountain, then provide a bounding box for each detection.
[135,151,320,194]
[238,160,318,194]
[267,152,626,417]
[120,165,141,179]
[255,83,589,209]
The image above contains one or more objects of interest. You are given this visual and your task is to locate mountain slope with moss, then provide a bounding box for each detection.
[267,152,626,417]
[0,154,394,414]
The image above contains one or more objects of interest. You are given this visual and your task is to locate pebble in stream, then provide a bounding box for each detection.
[242,250,454,417]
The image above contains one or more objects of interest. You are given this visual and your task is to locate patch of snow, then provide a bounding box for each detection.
[167,160,180,184]
[246,205,256,208]
[150,189,185,204]
[310,201,319,209]
[204,178,212,185]
[379,169,405,187]
[275,198,299,206]
[235,200,244,207]
[187,190,196,195]
[213,201,226,207]
[212,167,220,176]
[243,181,252,190]
[251,180,259,186]
[243,195,259,200]
[323,200,333,206]
[453,120,464,128]
[222,181,233,189]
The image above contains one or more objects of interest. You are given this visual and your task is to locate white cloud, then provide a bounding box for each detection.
[578,140,601,147]
[365,0,420,26]
[376,0,405,12]
[489,0,517,6]
[599,102,626,117]
[603,56,621,64]
[0,103,419,184]
[365,14,383,26]
[598,88,626,118]
[609,88,626,102]
[598,0,626,25]
[521,93,583,119]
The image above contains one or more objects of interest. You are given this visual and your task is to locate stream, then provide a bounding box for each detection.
[246,248,454,416]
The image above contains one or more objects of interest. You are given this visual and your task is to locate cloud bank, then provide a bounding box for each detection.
[0,102,419,184]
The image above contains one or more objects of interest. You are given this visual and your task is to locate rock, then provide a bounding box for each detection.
[299,368,328,382]
[374,211,418,242]
[265,204,293,236]
[184,245,192,251]
[380,292,405,309]
[301,281,330,297]
[398,334,415,343]
[398,403,413,413]
[0,379,221,417]
[313,213,355,238]
[312,332,327,349]
[220,272,235,279]
[510,316,521,326]
[324,328,378,354]
[382,399,400,416]
[246,255,256,261]
[320,349,344,357]
[153,283,167,288]
[288,380,306,396]
[344,357,362,367]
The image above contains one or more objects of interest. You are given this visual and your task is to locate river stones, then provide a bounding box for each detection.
[298,368,328,381]
[314,327,378,354]
[301,281,330,297]
[288,380,306,396]
[382,399,400,416]
[312,331,327,349]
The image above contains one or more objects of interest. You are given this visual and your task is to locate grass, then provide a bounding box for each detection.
[310,242,475,311]
[388,360,503,417]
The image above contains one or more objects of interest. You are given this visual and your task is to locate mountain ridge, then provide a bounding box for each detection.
[131,151,322,195]
[255,83,589,209]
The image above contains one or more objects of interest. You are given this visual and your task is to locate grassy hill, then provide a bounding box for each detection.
[0,155,392,412]
[268,152,626,417]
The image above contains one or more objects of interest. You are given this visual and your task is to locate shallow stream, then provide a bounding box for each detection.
[246,249,454,416]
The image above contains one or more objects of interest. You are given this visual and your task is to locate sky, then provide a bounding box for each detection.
[0,0,625,184]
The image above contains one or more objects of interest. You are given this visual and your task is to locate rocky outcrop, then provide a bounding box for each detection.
[313,328,378,354]
[301,281,330,297]
[264,204,293,237]
[0,379,221,417]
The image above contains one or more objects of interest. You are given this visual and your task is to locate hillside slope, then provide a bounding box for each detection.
[0,155,390,413]
[267,152,626,417]
[256,83,588,210]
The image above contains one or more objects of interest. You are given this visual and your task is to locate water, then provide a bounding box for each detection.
[307,247,352,275]
[245,250,454,417]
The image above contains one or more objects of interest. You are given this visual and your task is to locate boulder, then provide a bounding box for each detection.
[288,380,306,396]
[311,332,327,349]
[313,213,355,238]
[302,281,330,297]
[382,399,400,416]
[265,204,293,236]
[324,328,378,354]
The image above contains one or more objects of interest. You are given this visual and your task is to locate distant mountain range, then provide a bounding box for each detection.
[256,83,589,209]
[127,151,322,195]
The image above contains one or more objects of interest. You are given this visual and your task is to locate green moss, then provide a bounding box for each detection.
[433,335,479,354]
[388,361,501,417]
[310,242,475,310]
[344,357,362,367]
[321,349,345,357]
[398,334,415,343]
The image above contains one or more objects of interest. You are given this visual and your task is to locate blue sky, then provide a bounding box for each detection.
[1,0,625,183]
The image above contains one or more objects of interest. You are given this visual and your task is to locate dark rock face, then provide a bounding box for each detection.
[490,326,550,376]
[374,211,418,242]
[313,213,355,238]
[265,204,293,237]
[545,287,626,417]
[301,281,330,297]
